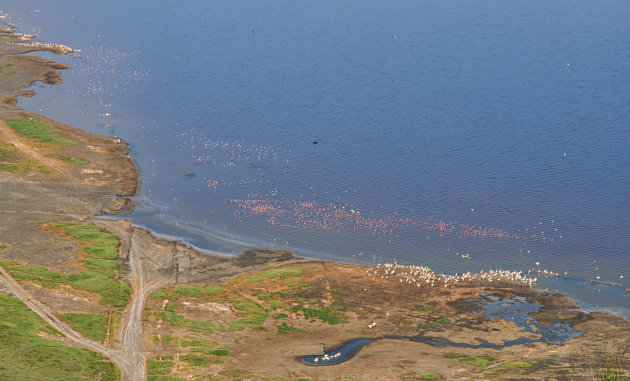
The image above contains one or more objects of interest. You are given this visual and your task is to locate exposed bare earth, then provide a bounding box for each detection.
[0,26,628,381]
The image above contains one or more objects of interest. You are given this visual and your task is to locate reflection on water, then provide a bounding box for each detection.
[302,294,583,366]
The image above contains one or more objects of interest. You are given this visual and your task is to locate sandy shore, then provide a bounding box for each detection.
[0,26,628,380]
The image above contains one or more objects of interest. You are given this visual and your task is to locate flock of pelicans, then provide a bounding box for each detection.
[10,33,74,54]
[366,262,540,289]
[313,352,342,363]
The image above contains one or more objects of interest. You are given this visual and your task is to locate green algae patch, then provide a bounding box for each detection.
[0,293,119,380]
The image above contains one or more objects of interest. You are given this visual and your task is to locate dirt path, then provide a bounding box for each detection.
[0,239,153,381]
[0,264,123,362]
[117,226,169,381]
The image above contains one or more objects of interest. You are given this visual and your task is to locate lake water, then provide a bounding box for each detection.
[3,0,630,316]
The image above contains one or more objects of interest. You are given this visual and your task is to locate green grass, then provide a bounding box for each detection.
[55,223,120,247]
[421,375,439,380]
[180,353,228,367]
[6,118,74,146]
[277,323,305,334]
[291,304,345,325]
[59,313,108,342]
[599,356,624,381]
[149,290,171,300]
[56,154,87,165]
[0,293,120,380]
[444,353,494,369]
[0,223,130,308]
[0,244,7,250]
[147,357,173,376]
[179,338,222,349]
[148,285,221,301]
[461,356,494,368]
[0,139,52,174]
[173,285,220,298]
[83,246,119,260]
[0,163,18,172]
[258,267,301,278]
[157,311,221,334]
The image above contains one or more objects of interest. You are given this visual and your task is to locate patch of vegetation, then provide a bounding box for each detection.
[258,267,301,278]
[83,246,119,260]
[277,322,305,334]
[157,311,221,334]
[421,375,439,380]
[181,352,228,367]
[599,356,624,381]
[328,288,342,297]
[444,353,494,369]
[495,360,534,370]
[54,223,120,247]
[0,139,51,174]
[56,154,87,165]
[6,117,74,146]
[0,223,130,308]
[0,293,120,380]
[147,356,174,377]
[421,322,440,329]
[438,317,451,324]
[291,304,345,325]
[0,163,18,172]
[415,303,435,311]
[149,290,170,300]
[148,285,221,302]
[178,338,222,349]
[147,376,184,381]
[173,285,220,298]
[0,244,7,250]
[59,313,108,342]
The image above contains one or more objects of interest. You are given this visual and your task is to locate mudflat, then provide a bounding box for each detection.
[0,27,628,380]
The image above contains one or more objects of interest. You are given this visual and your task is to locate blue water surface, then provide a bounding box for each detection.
[3,0,630,315]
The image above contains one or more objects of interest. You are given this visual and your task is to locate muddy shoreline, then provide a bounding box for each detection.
[0,26,629,380]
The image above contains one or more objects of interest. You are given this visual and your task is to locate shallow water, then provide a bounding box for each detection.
[302,294,584,366]
[3,0,630,315]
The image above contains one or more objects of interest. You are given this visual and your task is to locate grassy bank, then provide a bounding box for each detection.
[0,292,119,380]
[0,223,131,308]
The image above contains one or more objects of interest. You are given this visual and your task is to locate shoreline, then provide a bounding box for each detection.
[1,25,629,380]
